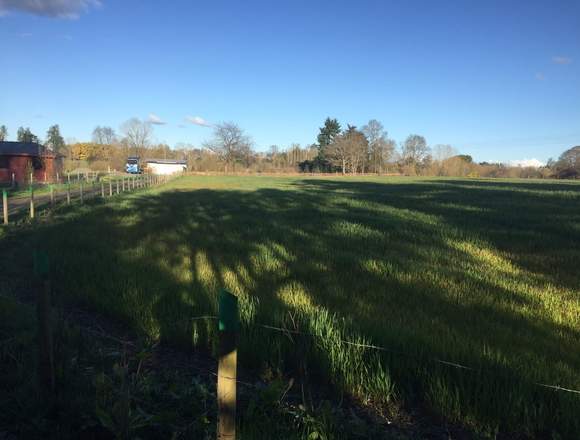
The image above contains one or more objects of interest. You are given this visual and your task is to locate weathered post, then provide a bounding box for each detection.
[66,182,71,205]
[50,185,54,206]
[11,172,15,188]
[2,189,8,225]
[34,250,54,395]
[80,181,84,204]
[109,180,113,197]
[217,289,238,440]
[116,180,120,195]
[122,177,125,192]
[29,174,35,220]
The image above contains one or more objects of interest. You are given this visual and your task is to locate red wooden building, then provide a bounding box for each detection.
[0,141,59,185]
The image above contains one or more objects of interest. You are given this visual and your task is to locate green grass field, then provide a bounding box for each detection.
[3,175,579,438]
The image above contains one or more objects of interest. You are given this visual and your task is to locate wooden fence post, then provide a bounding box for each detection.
[2,189,8,225]
[66,182,71,205]
[109,181,113,197]
[80,181,84,204]
[50,185,54,206]
[101,182,105,198]
[30,181,35,220]
[217,289,238,440]
[122,178,125,192]
[34,250,54,395]
[116,180,120,195]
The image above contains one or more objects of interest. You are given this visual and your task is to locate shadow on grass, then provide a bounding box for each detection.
[7,177,580,437]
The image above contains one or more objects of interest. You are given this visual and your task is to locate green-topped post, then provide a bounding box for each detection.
[217,288,238,440]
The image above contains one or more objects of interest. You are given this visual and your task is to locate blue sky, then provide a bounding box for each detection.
[0,0,578,163]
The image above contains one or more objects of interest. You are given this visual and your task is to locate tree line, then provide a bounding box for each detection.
[0,119,577,179]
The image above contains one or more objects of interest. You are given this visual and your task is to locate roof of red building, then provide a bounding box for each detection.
[0,141,55,157]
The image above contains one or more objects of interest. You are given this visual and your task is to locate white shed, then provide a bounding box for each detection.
[145,159,187,175]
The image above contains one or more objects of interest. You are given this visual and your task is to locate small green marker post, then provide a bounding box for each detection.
[217,289,238,440]
[33,250,54,395]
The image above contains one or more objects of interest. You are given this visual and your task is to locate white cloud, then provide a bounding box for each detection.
[535,72,545,81]
[147,113,166,125]
[186,115,212,127]
[508,158,545,168]
[552,56,572,65]
[0,0,101,19]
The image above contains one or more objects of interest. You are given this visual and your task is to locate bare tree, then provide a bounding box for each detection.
[93,126,117,145]
[432,144,457,162]
[362,120,395,173]
[326,126,368,174]
[326,135,350,174]
[0,125,7,141]
[120,118,152,157]
[345,125,368,174]
[401,134,430,173]
[202,122,252,172]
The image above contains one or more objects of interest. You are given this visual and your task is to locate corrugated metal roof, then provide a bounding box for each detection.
[0,141,54,157]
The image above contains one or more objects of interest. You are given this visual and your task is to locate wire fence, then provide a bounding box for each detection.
[2,173,175,224]
[182,314,580,395]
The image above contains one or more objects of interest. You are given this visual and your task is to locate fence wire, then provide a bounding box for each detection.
[187,314,580,395]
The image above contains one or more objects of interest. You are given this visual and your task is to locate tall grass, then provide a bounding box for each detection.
[4,175,579,437]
